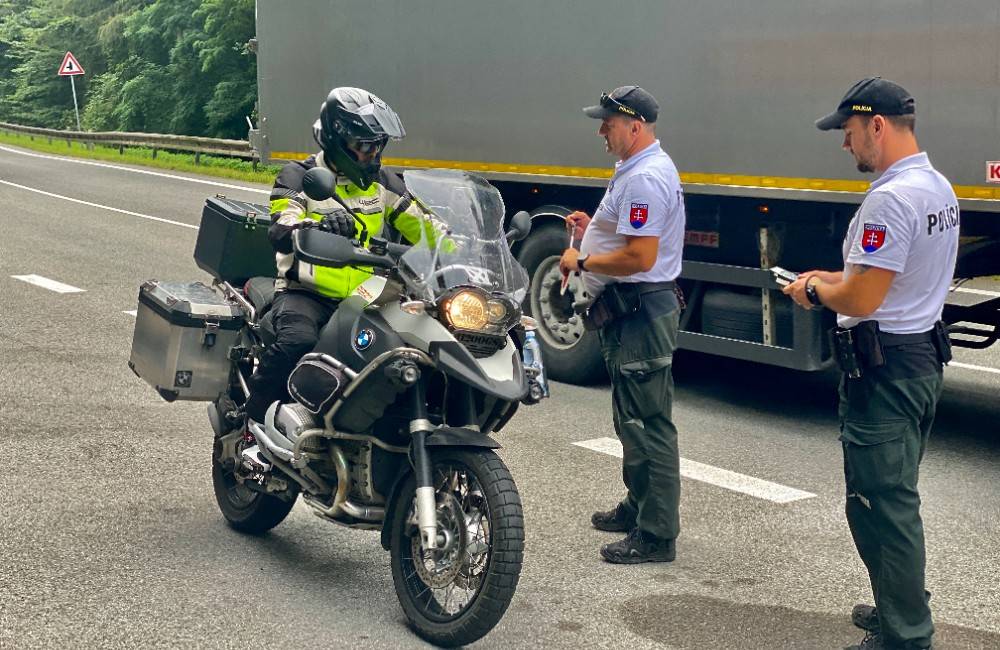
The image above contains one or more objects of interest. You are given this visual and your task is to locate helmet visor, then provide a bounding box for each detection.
[345,134,389,155]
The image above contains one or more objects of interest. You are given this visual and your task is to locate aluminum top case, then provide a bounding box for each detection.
[129,280,244,402]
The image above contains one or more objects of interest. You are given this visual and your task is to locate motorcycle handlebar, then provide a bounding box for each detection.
[385,241,410,257]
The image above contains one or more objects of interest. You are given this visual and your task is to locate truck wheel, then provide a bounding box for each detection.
[516,223,606,383]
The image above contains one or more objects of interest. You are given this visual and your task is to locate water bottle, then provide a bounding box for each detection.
[522,330,549,398]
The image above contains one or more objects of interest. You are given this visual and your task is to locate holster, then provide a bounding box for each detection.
[832,321,885,379]
[582,283,644,331]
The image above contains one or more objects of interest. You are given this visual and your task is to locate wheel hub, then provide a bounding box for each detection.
[530,255,587,349]
[411,493,468,589]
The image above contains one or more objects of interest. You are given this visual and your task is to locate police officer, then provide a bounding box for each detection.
[244,87,431,423]
[559,85,686,564]
[784,77,958,650]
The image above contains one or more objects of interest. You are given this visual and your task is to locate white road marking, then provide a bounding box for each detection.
[0,144,268,194]
[952,286,1000,298]
[950,361,1000,375]
[0,180,198,230]
[124,310,137,317]
[573,437,816,504]
[11,274,85,294]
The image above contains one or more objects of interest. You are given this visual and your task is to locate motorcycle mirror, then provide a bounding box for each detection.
[505,211,531,243]
[302,167,337,202]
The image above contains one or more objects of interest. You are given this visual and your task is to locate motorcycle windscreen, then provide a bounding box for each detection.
[399,169,529,304]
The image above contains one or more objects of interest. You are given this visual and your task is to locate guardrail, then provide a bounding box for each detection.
[0,122,255,161]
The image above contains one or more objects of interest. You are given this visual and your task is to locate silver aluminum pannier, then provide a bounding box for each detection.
[128,281,244,402]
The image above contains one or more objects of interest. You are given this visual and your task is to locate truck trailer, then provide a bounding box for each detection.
[250,0,1000,383]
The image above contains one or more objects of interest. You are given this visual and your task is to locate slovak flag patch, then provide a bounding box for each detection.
[629,203,649,228]
[861,223,887,253]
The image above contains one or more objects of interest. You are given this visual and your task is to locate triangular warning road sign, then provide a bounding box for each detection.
[57,51,85,76]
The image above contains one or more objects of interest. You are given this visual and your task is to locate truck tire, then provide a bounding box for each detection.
[516,223,606,384]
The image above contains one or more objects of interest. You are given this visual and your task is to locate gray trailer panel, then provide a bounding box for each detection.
[255,0,1000,196]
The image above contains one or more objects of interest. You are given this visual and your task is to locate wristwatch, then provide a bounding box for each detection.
[576,254,590,272]
[805,276,823,307]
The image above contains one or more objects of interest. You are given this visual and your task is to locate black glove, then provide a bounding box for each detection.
[318,208,356,238]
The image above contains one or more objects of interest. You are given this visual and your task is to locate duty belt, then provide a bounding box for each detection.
[877,329,935,347]
[616,280,676,294]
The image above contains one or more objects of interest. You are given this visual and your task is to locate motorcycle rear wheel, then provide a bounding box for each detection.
[389,449,524,647]
[211,438,296,534]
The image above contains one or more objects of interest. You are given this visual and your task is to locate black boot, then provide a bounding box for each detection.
[590,503,637,532]
[852,604,879,632]
[600,527,675,564]
[845,631,885,650]
[845,630,931,650]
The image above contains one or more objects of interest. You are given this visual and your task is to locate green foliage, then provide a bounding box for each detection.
[0,0,257,139]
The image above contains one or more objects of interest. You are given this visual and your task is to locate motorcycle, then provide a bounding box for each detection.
[205,167,539,646]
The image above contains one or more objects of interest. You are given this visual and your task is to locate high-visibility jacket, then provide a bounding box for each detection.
[268,152,431,298]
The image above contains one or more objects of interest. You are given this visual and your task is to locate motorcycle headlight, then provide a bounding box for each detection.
[441,289,490,331]
[438,287,521,334]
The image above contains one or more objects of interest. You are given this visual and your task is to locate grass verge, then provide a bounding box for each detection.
[0,128,281,186]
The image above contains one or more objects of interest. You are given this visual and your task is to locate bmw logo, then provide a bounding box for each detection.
[355,328,375,351]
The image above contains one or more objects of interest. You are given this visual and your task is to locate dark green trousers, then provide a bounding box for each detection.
[838,341,943,650]
[599,295,680,540]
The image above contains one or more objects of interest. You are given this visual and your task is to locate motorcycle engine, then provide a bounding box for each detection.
[274,402,322,443]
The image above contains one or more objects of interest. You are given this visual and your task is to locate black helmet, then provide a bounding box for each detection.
[313,87,405,189]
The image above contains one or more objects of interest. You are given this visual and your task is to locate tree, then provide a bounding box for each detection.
[0,0,258,139]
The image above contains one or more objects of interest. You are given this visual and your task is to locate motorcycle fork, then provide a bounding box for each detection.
[407,379,438,550]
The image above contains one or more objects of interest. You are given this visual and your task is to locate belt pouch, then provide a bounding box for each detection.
[584,297,613,331]
[933,320,953,363]
[853,321,885,369]
[605,283,642,317]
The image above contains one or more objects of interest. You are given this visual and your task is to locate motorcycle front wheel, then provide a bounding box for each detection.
[389,449,524,647]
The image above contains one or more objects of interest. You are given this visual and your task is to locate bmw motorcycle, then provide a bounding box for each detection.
[208,168,539,646]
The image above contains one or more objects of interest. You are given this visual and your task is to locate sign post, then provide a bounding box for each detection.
[57,51,85,131]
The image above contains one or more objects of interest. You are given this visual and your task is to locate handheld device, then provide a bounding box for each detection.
[770,266,799,287]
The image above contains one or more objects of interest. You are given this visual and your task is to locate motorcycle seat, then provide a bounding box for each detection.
[245,277,276,312]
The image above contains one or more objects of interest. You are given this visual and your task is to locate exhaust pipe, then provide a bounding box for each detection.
[301,444,384,522]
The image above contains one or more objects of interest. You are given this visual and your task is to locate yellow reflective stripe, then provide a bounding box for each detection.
[313,265,373,298]
[337,182,378,198]
[303,182,383,297]
[270,197,290,214]
[269,151,1000,201]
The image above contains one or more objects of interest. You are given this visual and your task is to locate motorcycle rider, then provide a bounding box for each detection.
[243,87,433,424]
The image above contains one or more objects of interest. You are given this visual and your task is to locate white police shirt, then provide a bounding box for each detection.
[838,152,959,333]
[579,140,686,298]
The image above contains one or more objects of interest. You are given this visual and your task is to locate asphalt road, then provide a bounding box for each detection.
[1,143,999,650]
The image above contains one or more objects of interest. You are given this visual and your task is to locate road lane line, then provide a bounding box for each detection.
[0,180,198,229]
[952,286,1000,298]
[0,144,268,194]
[950,361,1000,375]
[11,274,85,294]
[573,437,817,504]
[124,310,137,317]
